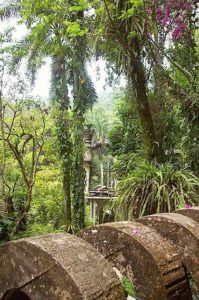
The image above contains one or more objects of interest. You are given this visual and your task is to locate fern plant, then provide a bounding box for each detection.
[114,161,199,220]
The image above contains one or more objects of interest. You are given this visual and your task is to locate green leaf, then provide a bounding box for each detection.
[128,31,138,39]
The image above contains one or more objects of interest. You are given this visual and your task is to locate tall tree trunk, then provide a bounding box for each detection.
[12,186,32,235]
[153,36,166,161]
[51,57,72,232]
[128,51,162,161]
[103,1,162,162]
[0,69,6,210]
[72,27,96,229]
[72,53,86,230]
[71,11,97,229]
[73,115,85,230]
[5,196,14,214]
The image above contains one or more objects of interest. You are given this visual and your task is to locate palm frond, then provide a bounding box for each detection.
[0,1,21,20]
[113,161,199,220]
[7,36,30,74]
[72,37,98,113]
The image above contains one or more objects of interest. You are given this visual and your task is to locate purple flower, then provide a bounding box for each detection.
[162,6,171,25]
[172,22,186,40]
[156,8,163,21]
[132,227,140,235]
[172,27,181,40]
[184,204,192,209]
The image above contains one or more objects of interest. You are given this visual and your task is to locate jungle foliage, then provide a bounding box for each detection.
[0,0,199,239]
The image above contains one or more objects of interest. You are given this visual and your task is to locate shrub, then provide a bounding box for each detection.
[0,217,14,242]
[114,161,199,219]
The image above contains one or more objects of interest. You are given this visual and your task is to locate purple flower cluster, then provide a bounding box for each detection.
[156,0,191,41]
[184,204,192,208]
[172,21,186,40]
[156,6,171,26]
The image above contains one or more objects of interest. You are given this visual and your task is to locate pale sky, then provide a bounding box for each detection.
[1,16,124,102]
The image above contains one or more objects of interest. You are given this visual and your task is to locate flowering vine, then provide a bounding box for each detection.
[156,0,193,41]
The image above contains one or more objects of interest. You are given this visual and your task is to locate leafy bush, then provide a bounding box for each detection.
[11,222,65,241]
[112,153,142,179]
[114,161,199,219]
[0,217,14,242]
[108,99,140,156]
[32,166,64,229]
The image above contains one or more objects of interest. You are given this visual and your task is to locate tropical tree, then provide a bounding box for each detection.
[0,91,47,235]
[86,100,115,187]
[92,0,198,161]
[92,0,162,161]
[71,37,97,228]
[0,0,97,231]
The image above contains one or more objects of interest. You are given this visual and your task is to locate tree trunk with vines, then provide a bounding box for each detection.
[51,57,72,232]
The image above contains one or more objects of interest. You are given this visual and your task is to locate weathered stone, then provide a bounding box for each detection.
[177,207,199,224]
[139,213,199,291]
[79,222,191,300]
[0,233,126,300]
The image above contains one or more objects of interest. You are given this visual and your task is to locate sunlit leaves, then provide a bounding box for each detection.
[128,30,138,39]
[63,20,88,37]
[119,0,143,20]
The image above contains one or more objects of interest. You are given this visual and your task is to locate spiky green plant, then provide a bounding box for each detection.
[114,161,199,220]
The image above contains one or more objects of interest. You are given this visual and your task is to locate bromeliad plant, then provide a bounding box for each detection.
[114,161,199,220]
